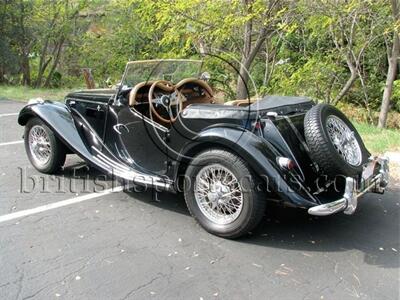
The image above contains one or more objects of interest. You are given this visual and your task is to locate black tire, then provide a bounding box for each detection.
[24,117,66,174]
[304,104,367,176]
[184,149,266,239]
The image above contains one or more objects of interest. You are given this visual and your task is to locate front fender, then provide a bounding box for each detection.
[18,101,95,158]
[176,126,317,207]
[18,101,173,190]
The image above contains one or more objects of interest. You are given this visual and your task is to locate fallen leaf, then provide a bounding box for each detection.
[282,266,293,272]
[275,270,288,276]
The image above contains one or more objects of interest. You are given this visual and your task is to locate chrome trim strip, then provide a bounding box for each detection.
[66,98,109,106]
[129,108,169,132]
[91,147,173,189]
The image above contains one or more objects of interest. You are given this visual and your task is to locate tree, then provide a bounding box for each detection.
[378,0,399,128]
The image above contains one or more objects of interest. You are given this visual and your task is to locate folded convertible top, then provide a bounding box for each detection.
[250,95,313,110]
[183,95,314,119]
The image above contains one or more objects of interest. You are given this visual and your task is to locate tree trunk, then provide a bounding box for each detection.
[20,53,31,86]
[44,37,65,87]
[236,0,253,100]
[378,0,400,128]
[0,66,6,83]
[236,27,267,99]
[333,54,358,104]
[35,13,58,87]
[35,39,51,87]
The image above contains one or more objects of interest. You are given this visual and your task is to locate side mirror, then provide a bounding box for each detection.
[200,72,211,82]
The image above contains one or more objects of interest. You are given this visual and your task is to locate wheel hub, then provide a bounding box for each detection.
[207,181,230,205]
[194,164,243,225]
[28,125,51,166]
[326,115,362,166]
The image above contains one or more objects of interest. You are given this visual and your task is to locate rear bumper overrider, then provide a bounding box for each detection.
[308,157,389,216]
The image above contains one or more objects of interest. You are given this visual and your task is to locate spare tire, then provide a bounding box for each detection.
[304,104,368,176]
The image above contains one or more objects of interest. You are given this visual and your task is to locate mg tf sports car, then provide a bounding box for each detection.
[18,59,389,238]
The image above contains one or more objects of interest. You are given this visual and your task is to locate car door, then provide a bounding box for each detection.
[66,99,109,138]
[115,106,168,174]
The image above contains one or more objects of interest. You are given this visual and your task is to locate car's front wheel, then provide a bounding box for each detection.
[184,149,266,239]
[24,117,66,174]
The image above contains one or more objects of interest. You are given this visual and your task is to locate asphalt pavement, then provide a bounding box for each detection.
[0,99,399,300]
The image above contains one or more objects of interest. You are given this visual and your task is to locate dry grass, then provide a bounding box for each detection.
[337,102,400,130]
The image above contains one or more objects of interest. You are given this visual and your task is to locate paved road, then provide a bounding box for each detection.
[0,99,399,300]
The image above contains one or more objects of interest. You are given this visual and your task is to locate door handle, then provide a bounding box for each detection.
[113,124,129,134]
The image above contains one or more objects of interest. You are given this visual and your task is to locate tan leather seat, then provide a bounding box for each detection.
[175,78,214,97]
[175,78,218,107]
[129,81,156,106]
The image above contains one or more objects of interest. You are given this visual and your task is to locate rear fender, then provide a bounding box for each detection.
[176,126,318,207]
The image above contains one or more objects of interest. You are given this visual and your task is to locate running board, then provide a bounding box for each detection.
[91,147,173,190]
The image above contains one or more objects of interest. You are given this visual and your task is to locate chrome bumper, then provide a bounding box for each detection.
[308,157,389,216]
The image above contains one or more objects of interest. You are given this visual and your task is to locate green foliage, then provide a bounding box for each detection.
[0,0,397,118]
[392,80,400,111]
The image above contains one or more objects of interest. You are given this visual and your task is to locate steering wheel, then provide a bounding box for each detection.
[148,80,183,123]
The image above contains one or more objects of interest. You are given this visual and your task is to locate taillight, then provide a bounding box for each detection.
[277,157,296,170]
[252,120,265,130]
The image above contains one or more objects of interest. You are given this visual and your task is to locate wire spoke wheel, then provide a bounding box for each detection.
[194,164,243,225]
[326,115,362,166]
[28,125,52,166]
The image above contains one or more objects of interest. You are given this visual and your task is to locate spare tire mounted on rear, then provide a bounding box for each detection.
[304,104,368,177]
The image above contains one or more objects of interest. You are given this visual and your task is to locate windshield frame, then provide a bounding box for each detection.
[121,59,204,88]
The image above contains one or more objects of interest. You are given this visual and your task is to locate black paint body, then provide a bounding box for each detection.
[18,89,369,209]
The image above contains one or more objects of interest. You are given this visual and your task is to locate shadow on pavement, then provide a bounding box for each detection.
[63,161,400,270]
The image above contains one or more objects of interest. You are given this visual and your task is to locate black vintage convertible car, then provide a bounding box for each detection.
[18,59,389,238]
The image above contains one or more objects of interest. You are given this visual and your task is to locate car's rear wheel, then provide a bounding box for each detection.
[184,149,266,239]
[304,104,368,176]
[25,117,66,174]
